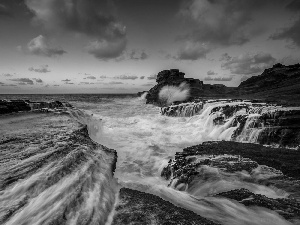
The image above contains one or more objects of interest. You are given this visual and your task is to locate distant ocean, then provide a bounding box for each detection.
[0,94,293,225]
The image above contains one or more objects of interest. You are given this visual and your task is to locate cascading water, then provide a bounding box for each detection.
[68,97,299,225]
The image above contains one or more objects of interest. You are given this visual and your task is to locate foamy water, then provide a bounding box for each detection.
[69,96,295,225]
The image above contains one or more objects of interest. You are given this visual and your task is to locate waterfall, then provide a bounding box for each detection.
[160,102,204,117]
[160,100,300,148]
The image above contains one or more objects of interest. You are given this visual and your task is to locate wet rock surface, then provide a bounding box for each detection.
[162,141,300,181]
[161,141,300,222]
[0,99,72,114]
[160,101,204,117]
[0,112,118,224]
[215,188,300,221]
[112,188,219,225]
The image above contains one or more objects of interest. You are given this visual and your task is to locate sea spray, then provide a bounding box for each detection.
[158,82,190,106]
[70,98,297,224]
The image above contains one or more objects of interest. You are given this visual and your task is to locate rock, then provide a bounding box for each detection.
[0,112,117,225]
[0,99,72,115]
[145,69,204,106]
[0,100,31,114]
[166,141,300,179]
[142,63,300,106]
[215,188,300,221]
[161,141,300,222]
[112,188,219,225]
[160,101,204,117]
[238,63,300,106]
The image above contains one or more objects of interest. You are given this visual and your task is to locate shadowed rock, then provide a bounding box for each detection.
[112,188,219,225]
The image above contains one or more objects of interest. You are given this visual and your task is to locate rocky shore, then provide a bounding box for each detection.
[113,188,219,225]
[0,99,72,114]
[2,97,300,224]
[142,63,300,106]
[0,105,219,225]
[0,111,118,224]
[161,141,300,223]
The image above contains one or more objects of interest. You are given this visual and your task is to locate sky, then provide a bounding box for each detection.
[0,0,300,94]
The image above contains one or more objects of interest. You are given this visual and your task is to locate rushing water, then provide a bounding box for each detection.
[0,94,297,225]
[68,95,295,225]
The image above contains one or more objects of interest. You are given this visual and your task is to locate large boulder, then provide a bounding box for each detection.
[145,69,203,105]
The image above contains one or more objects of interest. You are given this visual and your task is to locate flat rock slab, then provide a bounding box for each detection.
[0,112,117,225]
[112,187,219,225]
[180,141,300,180]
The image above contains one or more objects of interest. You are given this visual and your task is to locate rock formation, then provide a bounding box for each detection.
[143,63,300,106]
[0,111,117,224]
[145,69,203,105]
[0,99,72,114]
[112,188,219,225]
[238,63,300,105]
[161,141,300,223]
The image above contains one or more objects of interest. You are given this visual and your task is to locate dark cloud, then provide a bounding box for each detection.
[84,76,96,80]
[270,5,300,47]
[62,79,71,82]
[147,74,157,80]
[33,78,43,83]
[1,84,17,87]
[99,75,107,79]
[207,70,217,76]
[140,76,145,79]
[79,82,90,85]
[129,50,149,60]
[220,53,232,61]
[29,65,51,73]
[180,0,274,46]
[204,77,213,81]
[0,82,4,85]
[0,3,12,17]
[213,77,233,81]
[53,84,59,86]
[142,83,154,86]
[66,82,74,85]
[114,75,138,80]
[2,73,13,77]
[109,81,123,84]
[221,52,276,75]
[204,76,232,81]
[176,41,210,60]
[87,39,126,60]
[26,0,127,59]
[27,35,66,57]
[9,78,34,85]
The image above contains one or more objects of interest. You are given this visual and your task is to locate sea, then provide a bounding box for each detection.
[0,94,295,225]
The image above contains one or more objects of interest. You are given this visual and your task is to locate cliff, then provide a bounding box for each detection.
[143,63,300,106]
[238,63,300,105]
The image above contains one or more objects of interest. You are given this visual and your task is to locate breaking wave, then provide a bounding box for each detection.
[69,97,297,225]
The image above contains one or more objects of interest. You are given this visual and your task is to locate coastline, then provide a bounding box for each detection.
[1,99,300,224]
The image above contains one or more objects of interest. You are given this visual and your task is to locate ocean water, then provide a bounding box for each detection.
[0,94,295,225]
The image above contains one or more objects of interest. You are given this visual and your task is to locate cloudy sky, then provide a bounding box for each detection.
[0,0,300,94]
